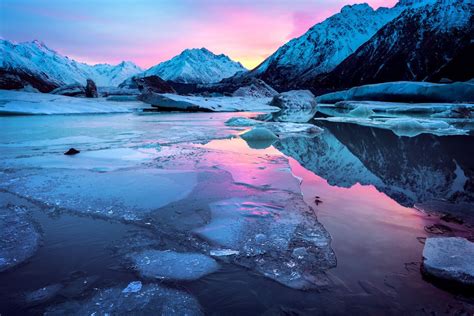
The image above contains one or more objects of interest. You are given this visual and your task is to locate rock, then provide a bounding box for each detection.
[422,237,474,286]
[85,79,98,98]
[44,283,203,316]
[134,75,176,94]
[0,68,60,93]
[0,206,41,272]
[131,250,220,281]
[24,284,63,305]
[270,90,318,123]
[51,83,86,97]
[232,79,278,98]
[64,148,80,155]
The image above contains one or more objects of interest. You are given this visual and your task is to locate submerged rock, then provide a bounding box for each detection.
[85,79,98,98]
[0,206,41,272]
[24,284,63,305]
[422,237,474,286]
[44,283,203,315]
[131,250,220,281]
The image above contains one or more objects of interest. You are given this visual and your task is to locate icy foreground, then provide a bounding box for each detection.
[0,205,40,272]
[0,90,142,115]
[131,250,219,281]
[422,237,474,286]
[0,112,336,292]
[44,283,203,315]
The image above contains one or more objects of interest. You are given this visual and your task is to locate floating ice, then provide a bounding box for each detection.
[44,283,203,315]
[0,90,143,115]
[270,90,318,123]
[209,249,240,257]
[122,281,142,294]
[240,127,278,149]
[131,250,220,281]
[0,206,40,272]
[24,284,63,305]
[422,237,474,286]
[1,169,198,222]
[316,81,474,104]
[194,195,336,289]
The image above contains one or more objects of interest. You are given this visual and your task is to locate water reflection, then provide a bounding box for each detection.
[276,121,474,211]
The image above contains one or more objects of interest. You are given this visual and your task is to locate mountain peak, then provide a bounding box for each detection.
[340,3,374,14]
[143,47,246,84]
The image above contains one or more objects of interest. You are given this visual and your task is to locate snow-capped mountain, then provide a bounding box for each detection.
[312,0,473,91]
[243,0,441,91]
[142,48,247,84]
[246,4,400,91]
[0,39,142,91]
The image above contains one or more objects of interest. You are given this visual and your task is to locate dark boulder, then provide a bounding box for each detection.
[0,68,59,93]
[85,79,98,98]
[64,148,80,155]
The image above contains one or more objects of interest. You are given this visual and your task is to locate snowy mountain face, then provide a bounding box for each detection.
[247,3,402,91]
[311,0,473,92]
[142,48,247,84]
[0,39,143,91]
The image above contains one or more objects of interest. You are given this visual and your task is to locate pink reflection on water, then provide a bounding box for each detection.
[288,157,470,296]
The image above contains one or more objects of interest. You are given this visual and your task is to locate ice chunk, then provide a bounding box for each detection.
[131,250,220,281]
[422,237,474,286]
[240,127,278,149]
[142,93,277,112]
[0,90,142,115]
[44,283,203,315]
[194,196,336,289]
[316,117,468,137]
[270,90,318,123]
[122,281,142,294]
[0,206,40,272]
[316,81,474,104]
[210,249,240,257]
[225,117,260,127]
[348,105,375,117]
[2,169,198,222]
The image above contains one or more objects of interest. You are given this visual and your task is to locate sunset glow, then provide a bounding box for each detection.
[1,0,397,69]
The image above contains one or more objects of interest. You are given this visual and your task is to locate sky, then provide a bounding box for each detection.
[0,0,397,70]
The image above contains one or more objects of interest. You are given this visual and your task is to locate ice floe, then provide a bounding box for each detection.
[0,90,144,115]
[316,81,474,104]
[194,195,336,289]
[270,90,318,123]
[141,93,278,112]
[0,205,40,272]
[422,237,474,286]
[316,117,468,137]
[1,169,198,222]
[131,250,219,281]
[44,283,203,315]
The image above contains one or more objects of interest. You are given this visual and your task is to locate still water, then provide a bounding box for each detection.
[0,112,473,315]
